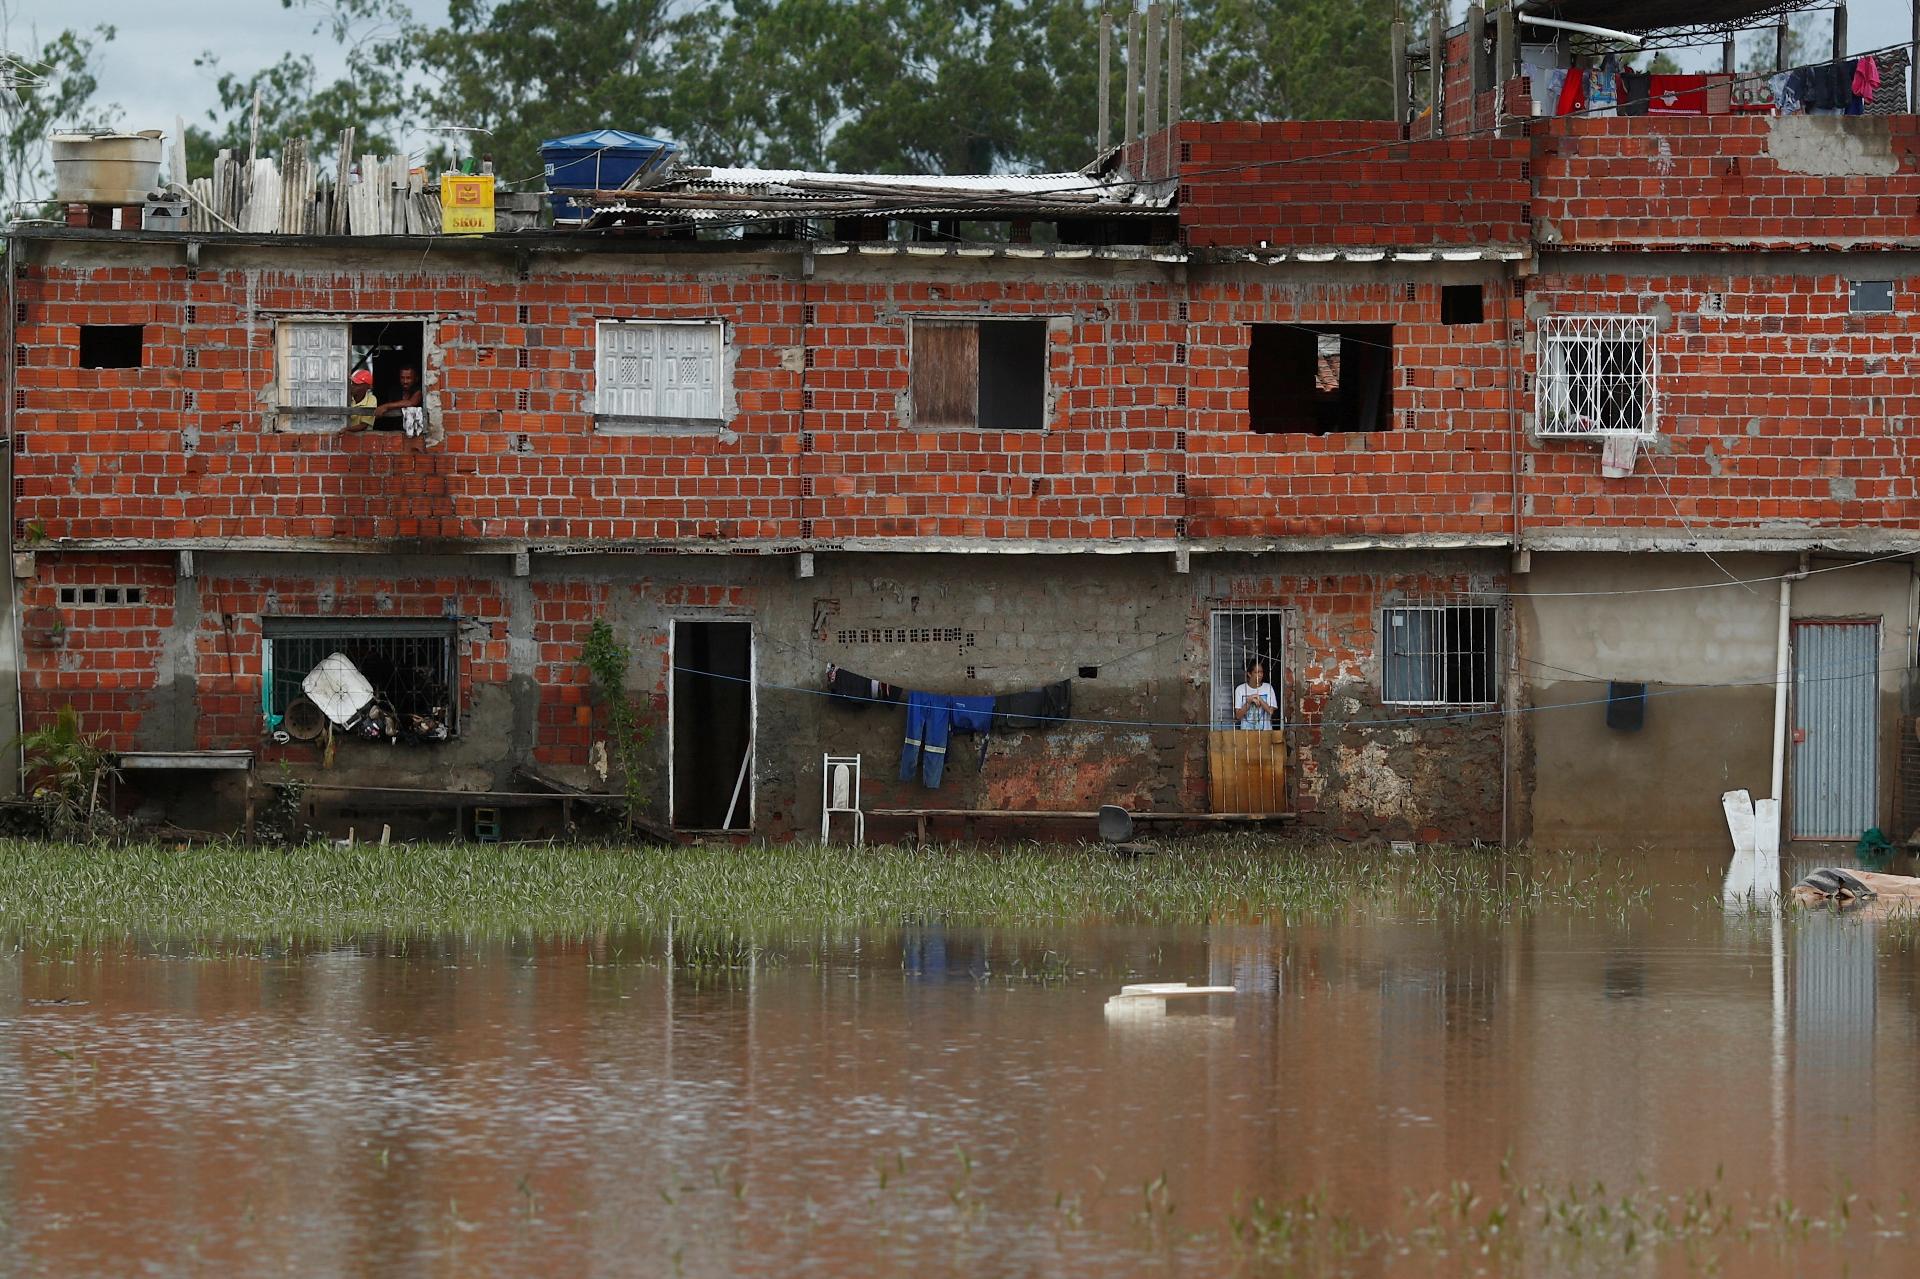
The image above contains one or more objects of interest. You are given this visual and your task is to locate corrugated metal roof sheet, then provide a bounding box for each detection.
[684,167,1109,196]
[1516,0,1823,34]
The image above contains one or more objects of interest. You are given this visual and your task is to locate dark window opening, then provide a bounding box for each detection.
[673,620,753,830]
[80,324,144,369]
[1566,338,1646,436]
[1248,324,1393,435]
[1441,284,1484,325]
[264,619,457,741]
[58,586,143,606]
[1381,606,1498,707]
[1850,280,1895,313]
[911,318,1047,430]
[350,321,426,430]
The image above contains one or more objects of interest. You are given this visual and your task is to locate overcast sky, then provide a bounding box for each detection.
[14,0,1920,155]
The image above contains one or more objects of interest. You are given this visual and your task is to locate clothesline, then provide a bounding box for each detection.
[1536,48,1902,120]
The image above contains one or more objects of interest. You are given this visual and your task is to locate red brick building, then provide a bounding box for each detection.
[9,9,1919,847]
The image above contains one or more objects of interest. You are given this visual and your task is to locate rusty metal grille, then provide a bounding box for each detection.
[262,620,457,730]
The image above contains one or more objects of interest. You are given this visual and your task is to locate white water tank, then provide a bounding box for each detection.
[51,131,165,204]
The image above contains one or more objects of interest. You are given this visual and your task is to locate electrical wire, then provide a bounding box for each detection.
[668,636,1913,734]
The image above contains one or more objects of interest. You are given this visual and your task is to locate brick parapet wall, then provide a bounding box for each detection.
[1169,121,1530,248]
[1531,115,1920,248]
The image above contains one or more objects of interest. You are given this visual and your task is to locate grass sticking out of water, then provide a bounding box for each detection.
[0,836,1648,943]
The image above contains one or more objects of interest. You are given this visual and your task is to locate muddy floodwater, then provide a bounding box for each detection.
[5,849,1920,1276]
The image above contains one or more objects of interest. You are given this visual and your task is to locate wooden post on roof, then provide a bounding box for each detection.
[1124,10,1141,142]
[1776,20,1790,72]
[1167,8,1181,131]
[1098,10,1112,153]
[1144,3,1163,144]
[1722,35,1735,75]
[1467,4,1486,101]
[1428,10,1446,135]
[1832,3,1846,61]
[1391,20,1408,125]
[1494,3,1516,121]
[1912,1,1919,111]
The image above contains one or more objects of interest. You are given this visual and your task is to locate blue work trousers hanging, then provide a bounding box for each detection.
[900,693,997,788]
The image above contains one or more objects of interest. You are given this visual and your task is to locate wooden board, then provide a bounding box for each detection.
[909,319,979,427]
[1208,729,1287,815]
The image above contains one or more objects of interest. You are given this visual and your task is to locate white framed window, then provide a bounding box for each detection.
[275,318,428,432]
[1381,605,1499,707]
[595,319,725,429]
[1535,314,1656,437]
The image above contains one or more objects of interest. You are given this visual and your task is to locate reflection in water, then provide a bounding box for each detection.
[0,856,1912,1275]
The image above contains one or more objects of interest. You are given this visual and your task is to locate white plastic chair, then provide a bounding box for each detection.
[821,754,865,846]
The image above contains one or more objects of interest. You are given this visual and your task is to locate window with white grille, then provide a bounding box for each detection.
[1380,606,1499,707]
[1535,315,1656,437]
[596,320,725,429]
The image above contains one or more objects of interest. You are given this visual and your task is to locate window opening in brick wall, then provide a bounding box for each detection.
[910,317,1046,430]
[1248,323,1392,434]
[595,319,726,431]
[58,586,144,606]
[1535,315,1656,437]
[1851,280,1895,313]
[261,618,457,740]
[79,324,144,369]
[1209,609,1287,815]
[1381,605,1498,707]
[1440,284,1484,325]
[276,319,426,430]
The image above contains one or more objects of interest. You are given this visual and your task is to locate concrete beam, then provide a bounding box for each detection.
[177,549,195,579]
[796,551,815,579]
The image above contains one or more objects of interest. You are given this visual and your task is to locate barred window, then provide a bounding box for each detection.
[1380,606,1499,707]
[262,618,458,738]
[1535,315,1656,437]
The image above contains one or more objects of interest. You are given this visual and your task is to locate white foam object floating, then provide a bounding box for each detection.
[302,652,376,727]
[1105,982,1238,1020]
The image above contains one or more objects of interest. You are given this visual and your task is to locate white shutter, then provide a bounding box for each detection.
[278,322,349,408]
[597,322,722,421]
[597,321,655,416]
[660,323,722,420]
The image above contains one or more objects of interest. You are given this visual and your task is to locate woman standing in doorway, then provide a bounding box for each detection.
[1235,658,1276,730]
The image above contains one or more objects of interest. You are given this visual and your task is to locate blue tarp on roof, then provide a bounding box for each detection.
[540,129,678,220]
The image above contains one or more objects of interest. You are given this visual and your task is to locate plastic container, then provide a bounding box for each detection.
[539,129,677,222]
[52,131,165,205]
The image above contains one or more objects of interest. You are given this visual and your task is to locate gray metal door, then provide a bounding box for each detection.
[1790,620,1879,841]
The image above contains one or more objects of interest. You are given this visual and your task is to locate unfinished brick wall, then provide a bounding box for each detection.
[1171,122,1529,248]
[1184,276,1520,539]
[1531,116,1920,247]
[1189,558,1510,841]
[190,573,510,758]
[17,554,177,750]
[1521,268,1920,532]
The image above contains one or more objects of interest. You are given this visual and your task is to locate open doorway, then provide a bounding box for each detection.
[672,620,754,830]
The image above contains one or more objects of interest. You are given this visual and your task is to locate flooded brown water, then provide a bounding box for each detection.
[4,850,1920,1276]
